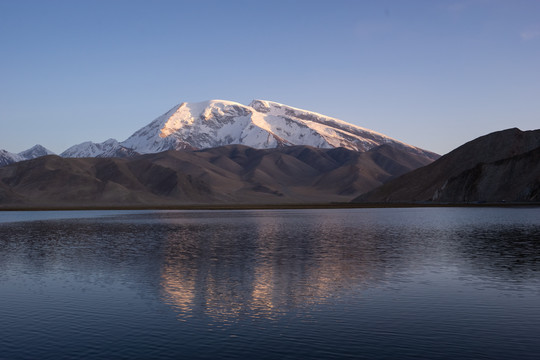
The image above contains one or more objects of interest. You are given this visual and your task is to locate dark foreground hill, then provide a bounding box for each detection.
[0,144,435,208]
[354,128,540,204]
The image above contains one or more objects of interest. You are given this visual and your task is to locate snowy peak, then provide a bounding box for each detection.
[1,144,56,167]
[120,99,433,155]
[61,140,117,158]
[158,100,252,138]
[18,144,54,160]
[248,99,432,155]
[0,149,24,167]
[2,100,437,165]
[250,99,393,145]
[60,99,438,161]
[60,139,138,158]
[120,100,257,154]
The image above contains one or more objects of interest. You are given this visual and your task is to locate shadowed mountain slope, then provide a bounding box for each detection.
[0,144,435,208]
[354,128,540,203]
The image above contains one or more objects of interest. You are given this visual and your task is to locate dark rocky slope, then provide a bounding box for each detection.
[354,128,540,203]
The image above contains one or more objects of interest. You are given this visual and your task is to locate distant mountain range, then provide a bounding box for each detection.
[354,128,540,204]
[1,99,438,165]
[0,145,54,167]
[3,99,537,207]
[0,144,435,208]
[2,127,538,208]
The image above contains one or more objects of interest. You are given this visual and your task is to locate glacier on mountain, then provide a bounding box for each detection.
[62,99,438,160]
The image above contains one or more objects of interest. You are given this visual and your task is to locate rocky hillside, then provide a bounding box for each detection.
[354,128,540,203]
[0,143,434,208]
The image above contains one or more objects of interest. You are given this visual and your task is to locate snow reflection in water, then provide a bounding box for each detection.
[0,208,539,359]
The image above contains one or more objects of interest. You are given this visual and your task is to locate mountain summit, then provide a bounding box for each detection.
[17,145,55,159]
[61,100,438,160]
[0,145,54,167]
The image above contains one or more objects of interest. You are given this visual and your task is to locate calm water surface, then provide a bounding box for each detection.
[0,208,539,359]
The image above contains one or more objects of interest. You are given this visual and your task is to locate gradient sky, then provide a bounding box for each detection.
[1,0,539,155]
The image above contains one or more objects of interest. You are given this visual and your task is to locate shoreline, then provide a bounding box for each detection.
[1,202,539,211]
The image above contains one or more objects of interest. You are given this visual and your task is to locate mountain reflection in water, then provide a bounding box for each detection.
[157,208,540,322]
[160,213,392,321]
[1,208,539,360]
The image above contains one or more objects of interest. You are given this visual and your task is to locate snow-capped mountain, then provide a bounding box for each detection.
[0,145,55,167]
[61,139,138,158]
[0,150,23,167]
[18,145,55,160]
[62,100,438,160]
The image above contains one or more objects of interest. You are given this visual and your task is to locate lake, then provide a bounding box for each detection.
[1,208,539,359]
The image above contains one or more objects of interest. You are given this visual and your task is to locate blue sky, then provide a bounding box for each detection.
[1,0,539,155]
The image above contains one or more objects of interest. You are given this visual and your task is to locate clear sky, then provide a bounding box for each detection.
[1,0,539,155]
